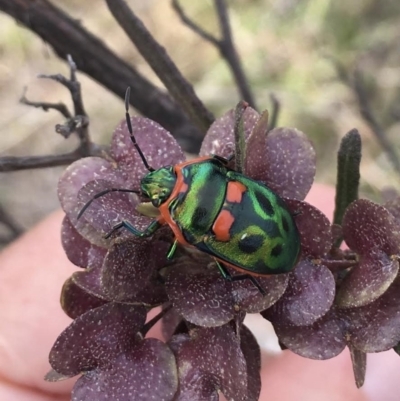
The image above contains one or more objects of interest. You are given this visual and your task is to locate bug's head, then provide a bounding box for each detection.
[140,166,176,207]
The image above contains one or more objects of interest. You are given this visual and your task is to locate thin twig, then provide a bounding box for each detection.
[106,0,214,134]
[171,0,219,46]
[38,55,90,148]
[0,57,99,172]
[20,88,72,119]
[0,150,97,172]
[172,0,256,108]
[352,69,400,176]
[333,59,400,177]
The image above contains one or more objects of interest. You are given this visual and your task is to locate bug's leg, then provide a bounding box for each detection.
[104,219,162,239]
[167,239,179,260]
[215,260,266,296]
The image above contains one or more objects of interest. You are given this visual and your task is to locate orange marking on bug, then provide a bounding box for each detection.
[174,156,213,172]
[179,182,189,194]
[226,181,246,203]
[212,209,235,241]
[158,164,191,247]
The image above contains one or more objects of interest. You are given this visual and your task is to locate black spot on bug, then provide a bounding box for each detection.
[238,234,264,254]
[271,244,283,257]
[255,192,274,216]
[282,216,290,232]
[193,206,208,224]
[263,220,281,239]
[182,227,196,244]
[190,206,213,234]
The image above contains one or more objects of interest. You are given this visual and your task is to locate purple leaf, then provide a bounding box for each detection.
[50,303,146,376]
[247,128,315,200]
[263,259,335,326]
[343,199,400,256]
[285,199,332,258]
[273,309,346,359]
[200,107,259,159]
[165,262,235,327]
[337,249,399,308]
[111,117,185,189]
[72,339,178,401]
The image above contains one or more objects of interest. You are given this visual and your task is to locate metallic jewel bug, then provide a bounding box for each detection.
[78,88,301,294]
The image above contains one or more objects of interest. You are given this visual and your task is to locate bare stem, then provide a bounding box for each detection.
[333,59,400,178]
[352,69,400,176]
[172,0,256,108]
[0,57,101,172]
[20,88,72,119]
[106,0,214,134]
[0,151,89,172]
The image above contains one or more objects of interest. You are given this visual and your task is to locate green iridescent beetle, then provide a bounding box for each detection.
[79,90,301,294]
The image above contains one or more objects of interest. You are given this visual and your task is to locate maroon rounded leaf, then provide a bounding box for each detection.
[343,199,400,256]
[337,249,399,308]
[76,179,153,242]
[58,158,126,246]
[61,277,108,319]
[346,277,400,352]
[385,197,400,225]
[285,199,333,258]
[199,107,259,158]
[72,265,108,300]
[240,325,261,401]
[58,157,124,216]
[111,117,185,189]
[165,263,235,327]
[247,128,315,200]
[171,325,248,401]
[101,240,168,303]
[72,338,178,401]
[50,303,146,376]
[62,216,107,269]
[162,307,184,341]
[263,259,335,326]
[232,273,289,313]
[62,216,91,268]
[273,309,346,359]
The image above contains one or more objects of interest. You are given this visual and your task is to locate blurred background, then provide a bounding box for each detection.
[0,0,400,244]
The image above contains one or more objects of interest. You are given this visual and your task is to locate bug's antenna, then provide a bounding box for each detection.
[125,87,154,172]
[77,188,141,220]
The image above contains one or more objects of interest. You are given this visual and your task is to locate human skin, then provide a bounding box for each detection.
[0,184,399,401]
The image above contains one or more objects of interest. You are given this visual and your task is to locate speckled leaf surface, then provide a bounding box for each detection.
[200,107,259,159]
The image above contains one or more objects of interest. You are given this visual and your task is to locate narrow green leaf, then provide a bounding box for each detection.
[333,129,362,245]
[234,101,248,173]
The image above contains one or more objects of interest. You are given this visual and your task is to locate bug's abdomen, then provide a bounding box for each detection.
[203,171,300,275]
